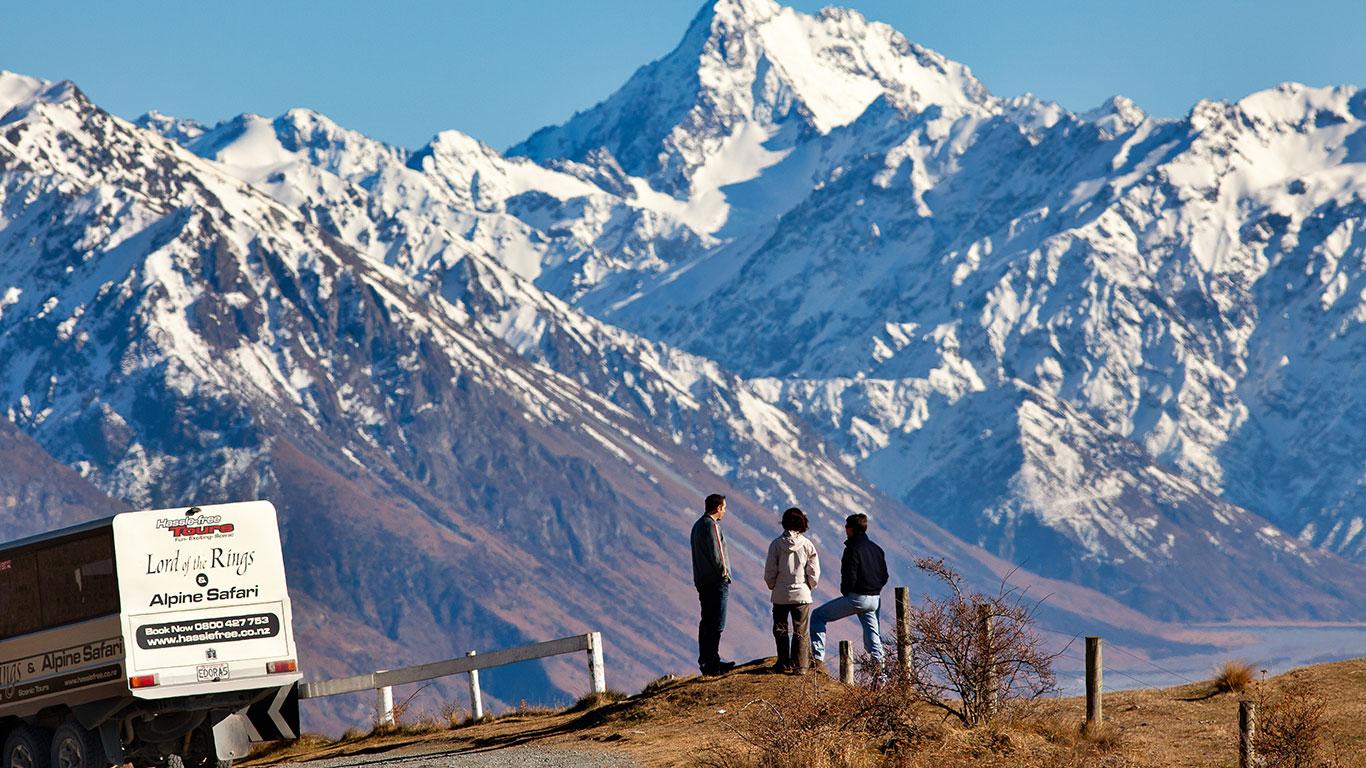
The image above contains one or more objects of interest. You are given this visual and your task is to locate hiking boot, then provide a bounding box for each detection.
[701,660,736,676]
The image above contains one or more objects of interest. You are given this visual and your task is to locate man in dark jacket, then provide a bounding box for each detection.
[810,513,889,666]
[690,493,735,675]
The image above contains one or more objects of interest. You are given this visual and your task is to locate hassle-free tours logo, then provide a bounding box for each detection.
[156,508,234,539]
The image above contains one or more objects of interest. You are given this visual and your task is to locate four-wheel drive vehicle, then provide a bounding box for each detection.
[0,501,301,768]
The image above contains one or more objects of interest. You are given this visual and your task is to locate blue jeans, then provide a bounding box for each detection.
[811,593,883,663]
[697,582,729,671]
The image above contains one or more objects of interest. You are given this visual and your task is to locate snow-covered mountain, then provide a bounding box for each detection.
[499,2,1366,582]
[3,0,1366,717]
[589,80,1366,568]
[3,65,1256,734]
[129,0,1365,622]
[510,0,990,209]
[155,0,1360,612]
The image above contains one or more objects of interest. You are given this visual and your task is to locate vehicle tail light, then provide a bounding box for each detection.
[129,674,158,688]
[266,660,297,674]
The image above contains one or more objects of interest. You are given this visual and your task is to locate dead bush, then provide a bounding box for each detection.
[1252,681,1350,768]
[1213,660,1257,694]
[439,700,464,727]
[904,558,1058,727]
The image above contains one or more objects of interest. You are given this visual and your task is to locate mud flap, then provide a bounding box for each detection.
[213,683,299,760]
[212,713,253,762]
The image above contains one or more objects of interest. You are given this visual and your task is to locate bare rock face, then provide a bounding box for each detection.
[0,419,121,539]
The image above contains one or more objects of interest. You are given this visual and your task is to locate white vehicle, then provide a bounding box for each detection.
[0,501,301,768]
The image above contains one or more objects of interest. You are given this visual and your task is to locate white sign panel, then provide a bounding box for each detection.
[113,501,295,690]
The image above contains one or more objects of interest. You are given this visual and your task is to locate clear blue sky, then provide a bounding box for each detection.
[3,1,1363,151]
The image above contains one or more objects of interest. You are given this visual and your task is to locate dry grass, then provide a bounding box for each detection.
[711,666,1150,768]
[701,674,877,768]
[250,658,1366,768]
[1212,660,1257,695]
[566,689,629,713]
[642,674,683,695]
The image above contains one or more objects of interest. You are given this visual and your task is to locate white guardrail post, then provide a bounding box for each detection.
[466,651,484,721]
[587,631,606,694]
[375,684,394,727]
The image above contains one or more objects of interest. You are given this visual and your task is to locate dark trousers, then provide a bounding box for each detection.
[772,603,812,670]
[697,582,729,671]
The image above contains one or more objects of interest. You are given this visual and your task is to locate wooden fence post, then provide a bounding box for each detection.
[375,685,394,727]
[586,631,606,694]
[839,640,853,685]
[895,586,911,676]
[1239,700,1257,768]
[978,604,996,718]
[467,651,484,721]
[1085,636,1103,732]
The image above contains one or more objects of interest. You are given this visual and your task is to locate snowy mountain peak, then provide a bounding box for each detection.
[0,74,84,124]
[509,0,991,200]
[271,107,405,177]
[186,113,290,171]
[1232,82,1365,128]
[134,109,206,144]
[0,70,50,114]
[698,0,782,25]
[1080,95,1148,137]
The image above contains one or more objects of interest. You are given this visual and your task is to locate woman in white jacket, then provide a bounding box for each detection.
[763,507,821,673]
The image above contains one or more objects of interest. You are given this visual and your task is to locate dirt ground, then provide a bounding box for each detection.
[251,657,1366,767]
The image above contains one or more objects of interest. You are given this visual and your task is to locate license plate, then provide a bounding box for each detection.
[196,663,230,682]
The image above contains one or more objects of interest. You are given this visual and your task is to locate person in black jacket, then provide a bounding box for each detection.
[810,513,889,666]
[690,493,736,675]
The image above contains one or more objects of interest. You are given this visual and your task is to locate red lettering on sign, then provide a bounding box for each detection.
[167,523,236,538]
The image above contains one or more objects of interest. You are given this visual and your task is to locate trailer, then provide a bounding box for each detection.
[0,501,301,768]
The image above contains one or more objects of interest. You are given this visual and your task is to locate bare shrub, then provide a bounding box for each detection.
[439,700,464,728]
[1253,681,1347,768]
[905,558,1058,727]
[1213,660,1256,694]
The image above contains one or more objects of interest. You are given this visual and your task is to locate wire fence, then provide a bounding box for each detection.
[1056,648,1160,691]
[1052,634,1208,695]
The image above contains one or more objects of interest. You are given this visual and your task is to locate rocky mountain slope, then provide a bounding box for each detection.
[507,0,1366,592]
[0,67,1235,733]
[143,0,1366,622]
[2,0,1364,727]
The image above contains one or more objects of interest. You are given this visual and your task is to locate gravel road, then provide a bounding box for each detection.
[275,745,639,768]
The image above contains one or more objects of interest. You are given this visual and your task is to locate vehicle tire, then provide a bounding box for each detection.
[169,753,228,768]
[48,723,103,768]
[181,725,231,768]
[4,726,52,768]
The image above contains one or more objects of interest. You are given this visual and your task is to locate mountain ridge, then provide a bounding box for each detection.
[2,1,1365,725]
[1,67,1251,734]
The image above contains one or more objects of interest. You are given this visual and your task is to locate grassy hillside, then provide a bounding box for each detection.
[255,657,1366,767]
